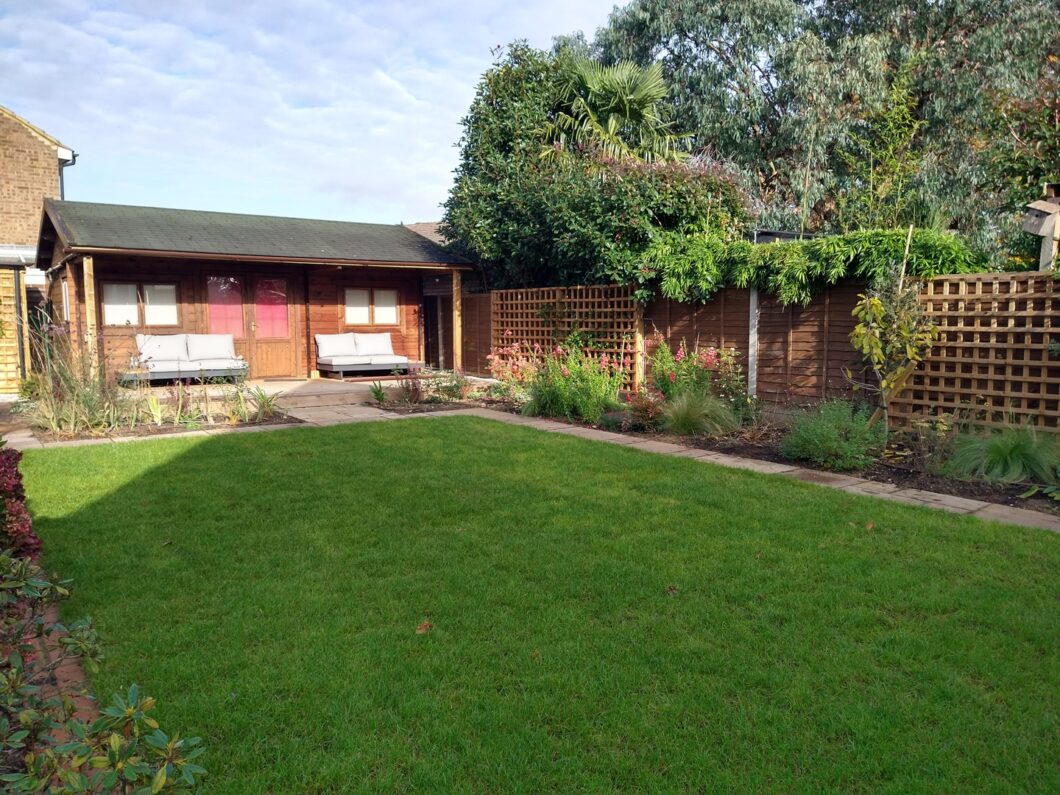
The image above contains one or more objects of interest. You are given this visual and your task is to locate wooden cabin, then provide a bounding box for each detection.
[34,200,470,380]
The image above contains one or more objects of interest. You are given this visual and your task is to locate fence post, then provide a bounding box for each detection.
[747,287,759,397]
[633,302,645,392]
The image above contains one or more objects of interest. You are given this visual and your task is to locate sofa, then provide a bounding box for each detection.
[315,332,413,377]
[129,333,249,381]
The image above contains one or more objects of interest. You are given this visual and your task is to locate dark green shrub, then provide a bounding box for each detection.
[781,400,887,471]
[946,427,1059,484]
[662,391,738,437]
[524,349,625,424]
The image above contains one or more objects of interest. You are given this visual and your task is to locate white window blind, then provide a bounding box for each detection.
[101,283,139,326]
[373,289,398,325]
[345,288,370,324]
[143,284,178,325]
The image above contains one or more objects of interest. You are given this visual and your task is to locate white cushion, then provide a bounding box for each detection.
[186,334,236,361]
[369,355,409,366]
[137,334,188,362]
[315,333,358,358]
[352,332,394,356]
[144,359,183,373]
[317,355,372,366]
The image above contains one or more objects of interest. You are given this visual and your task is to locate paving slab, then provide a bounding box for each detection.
[699,454,798,474]
[972,504,1060,533]
[891,488,988,514]
[628,440,688,455]
[839,479,901,496]
[783,468,862,488]
[669,447,718,458]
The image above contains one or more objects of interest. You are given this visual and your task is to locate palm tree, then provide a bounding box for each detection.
[541,59,689,163]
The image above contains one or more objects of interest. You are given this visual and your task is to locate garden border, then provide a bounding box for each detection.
[10,407,1059,534]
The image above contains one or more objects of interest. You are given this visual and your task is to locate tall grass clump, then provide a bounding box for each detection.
[662,391,738,436]
[946,426,1058,484]
[781,400,887,471]
[26,328,133,435]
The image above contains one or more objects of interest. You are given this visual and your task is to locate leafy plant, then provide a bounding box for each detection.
[781,400,887,471]
[524,348,625,424]
[0,550,207,791]
[394,377,426,406]
[946,426,1059,484]
[369,382,388,406]
[661,391,738,437]
[427,372,470,403]
[849,237,940,425]
[247,387,281,422]
[625,389,666,431]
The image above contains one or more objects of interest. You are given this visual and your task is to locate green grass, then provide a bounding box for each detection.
[21,417,1060,793]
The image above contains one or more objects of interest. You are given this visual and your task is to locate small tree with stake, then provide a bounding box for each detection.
[848,226,940,427]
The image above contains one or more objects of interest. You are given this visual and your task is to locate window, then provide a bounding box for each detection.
[344,289,370,324]
[101,283,139,326]
[373,289,398,325]
[61,280,69,322]
[101,282,179,327]
[344,287,399,325]
[143,284,178,326]
[207,276,244,338]
[254,278,289,338]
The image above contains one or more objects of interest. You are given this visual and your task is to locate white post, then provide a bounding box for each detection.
[747,287,759,397]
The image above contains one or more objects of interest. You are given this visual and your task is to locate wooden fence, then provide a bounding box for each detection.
[460,293,493,376]
[484,272,1060,431]
[889,272,1060,430]
[490,285,639,382]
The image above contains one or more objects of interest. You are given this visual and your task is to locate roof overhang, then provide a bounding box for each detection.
[63,245,473,271]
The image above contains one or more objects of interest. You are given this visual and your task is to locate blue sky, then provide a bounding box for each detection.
[1,0,617,223]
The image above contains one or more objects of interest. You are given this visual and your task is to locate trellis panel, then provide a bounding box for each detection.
[889,272,1060,431]
[491,285,638,382]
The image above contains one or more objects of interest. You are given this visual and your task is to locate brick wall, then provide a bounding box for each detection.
[0,112,61,246]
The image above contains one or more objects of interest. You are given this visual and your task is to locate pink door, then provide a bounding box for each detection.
[205,275,296,378]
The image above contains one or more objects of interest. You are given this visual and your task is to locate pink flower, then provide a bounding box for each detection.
[504,328,513,337]
[561,366,571,377]
[675,346,685,362]
[668,372,676,383]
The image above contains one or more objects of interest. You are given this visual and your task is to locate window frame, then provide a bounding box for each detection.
[60,279,69,323]
[99,281,181,329]
[341,286,401,328]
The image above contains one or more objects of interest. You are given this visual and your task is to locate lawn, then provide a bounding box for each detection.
[21,417,1059,793]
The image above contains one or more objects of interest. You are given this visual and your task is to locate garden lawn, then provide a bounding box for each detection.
[21,417,1060,793]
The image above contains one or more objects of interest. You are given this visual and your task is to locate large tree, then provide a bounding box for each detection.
[593,0,1058,259]
[442,44,749,290]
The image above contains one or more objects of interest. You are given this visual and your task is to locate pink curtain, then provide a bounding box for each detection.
[207,276,244,338]
[254,278,289,338]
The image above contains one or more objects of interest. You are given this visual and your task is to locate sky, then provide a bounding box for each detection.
[1,0,618,224]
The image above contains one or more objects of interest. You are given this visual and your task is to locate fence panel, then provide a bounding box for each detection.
[889,272,1060,431]
[460,293,492,376]
[490,285,639,382]
[644,288,751,362]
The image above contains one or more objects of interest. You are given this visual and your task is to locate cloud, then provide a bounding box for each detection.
[0,0,617,223]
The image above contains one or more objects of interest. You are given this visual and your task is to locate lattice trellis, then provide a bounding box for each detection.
[490,285,639,383]
[889,272,1060,431]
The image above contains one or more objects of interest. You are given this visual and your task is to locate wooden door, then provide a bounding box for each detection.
[247,275,296,378]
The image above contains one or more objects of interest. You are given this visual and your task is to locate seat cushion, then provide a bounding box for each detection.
[369,355,409,366]
[352,332,394,356]
[137,334,188,362]
[315,333,358,358]
[186,334,237,361]
[143,359,184,373]
[317,355,372,367]
[184,358,248,372]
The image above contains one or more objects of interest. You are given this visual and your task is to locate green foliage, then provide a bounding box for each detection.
[523,349,625,424]
[649,339,712,400]
[0,550,206,792]
[661,391,738,437]
[442,43,750,289]
[644,227,984,306]
[946,426,1059,484]
[542,59,688,162]
[594,0,1055,262]
[781,400,887,471]
[849,254,940,419]
[624,389,666,431]
[368,382,387,406]
[836,63,926,231]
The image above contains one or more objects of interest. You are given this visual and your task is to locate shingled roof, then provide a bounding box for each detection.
[41,200,468,266]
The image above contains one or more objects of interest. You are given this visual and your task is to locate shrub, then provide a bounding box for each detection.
[946,426,1059,484]
[0,551,207,791]
[524,349,625,424]
[650,339,714,400]
[0,448,39,558]
[781,400,887,471]
[625,389,666,431]
[662,391,738,437]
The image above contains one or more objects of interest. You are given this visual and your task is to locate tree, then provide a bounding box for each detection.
[442,44,750,290]
[542,59,688,162]
[593,0,1057,258]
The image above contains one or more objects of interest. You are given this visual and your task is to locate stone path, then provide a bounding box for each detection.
[8,404,1058,534]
